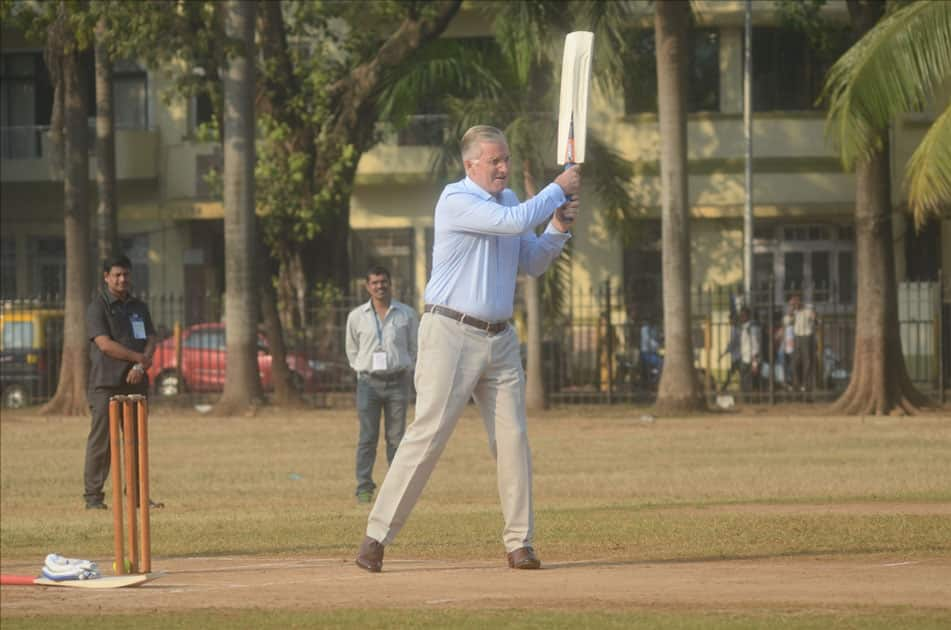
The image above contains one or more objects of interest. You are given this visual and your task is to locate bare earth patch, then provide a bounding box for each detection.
[4,498,951,619]
[2,553,949,615]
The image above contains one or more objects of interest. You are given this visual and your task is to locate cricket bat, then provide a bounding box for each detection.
[0,572,163,589]
[557,31,594,224]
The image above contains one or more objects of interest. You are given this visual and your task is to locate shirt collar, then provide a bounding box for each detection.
[463,176,503,203]
[103,289,133,305]
[362,299,396,312]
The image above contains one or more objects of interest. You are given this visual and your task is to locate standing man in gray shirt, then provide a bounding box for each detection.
[355,125,581,573]
[84,254,158,510]
[345,266,418,504]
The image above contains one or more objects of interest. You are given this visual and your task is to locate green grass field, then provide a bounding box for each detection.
[2,404,950,628]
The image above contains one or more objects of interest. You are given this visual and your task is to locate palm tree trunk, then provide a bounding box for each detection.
[215,0,261,415]
[94,16,119,265]
[654,0,704,414]
[41,33,90,416]
[830,143,929,415]
[521,162,545,411]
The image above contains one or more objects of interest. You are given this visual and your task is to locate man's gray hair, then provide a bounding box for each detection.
[460,125,506,162]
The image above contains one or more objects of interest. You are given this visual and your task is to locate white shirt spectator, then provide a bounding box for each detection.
[740,320,761,364]
[793,305,816,336]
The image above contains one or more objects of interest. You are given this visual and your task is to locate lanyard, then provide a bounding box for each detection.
[373,309,385,348]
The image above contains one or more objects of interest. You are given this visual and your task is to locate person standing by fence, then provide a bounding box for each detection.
[354,125,581,573]
[738,307,761,397]
[345,266,418,504]
[790,294,818,393]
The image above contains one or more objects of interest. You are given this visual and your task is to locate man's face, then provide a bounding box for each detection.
[465,140,510,196]
[365,273,391,302]
[104,266,131,297]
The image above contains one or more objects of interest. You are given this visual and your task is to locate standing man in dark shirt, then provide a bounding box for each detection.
[84,255,158,510]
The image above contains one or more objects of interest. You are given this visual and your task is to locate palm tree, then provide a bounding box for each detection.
[40,2,92,416]
[820,0,947,414]
[214,0,262,415]
[653,0,704,413]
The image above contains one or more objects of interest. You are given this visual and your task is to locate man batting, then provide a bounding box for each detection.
[355,124,581,572]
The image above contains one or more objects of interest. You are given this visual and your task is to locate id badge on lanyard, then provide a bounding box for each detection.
[130,312,147,340]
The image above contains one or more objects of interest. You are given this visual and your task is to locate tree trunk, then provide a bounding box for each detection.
[256,224,302,407]
[521,162,546,411]
[214,0,261,415]
[830,0,930,416]
[830,144,930,415]
[654,0,704,414]
[41,39,90,416]
[94,16,119,266]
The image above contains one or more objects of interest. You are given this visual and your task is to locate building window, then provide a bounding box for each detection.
[0,52,53,158]
[112,60,148,129]
[753,223,854,307]
[623,28,720,115]
[622,220,662,317]
[32,237,65,297]
[120,234,150,295]
[391,36,494,147]
[753,252,774,292]
[191,91,215,133]
[350,228,416,303]
[837,251,854,304]
[397,114,446,147]
[752,27,849,112]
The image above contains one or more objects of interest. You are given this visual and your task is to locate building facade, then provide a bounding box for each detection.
[2,1,947,322]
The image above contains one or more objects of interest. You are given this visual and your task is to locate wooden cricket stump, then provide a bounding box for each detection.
[108,394,151,575]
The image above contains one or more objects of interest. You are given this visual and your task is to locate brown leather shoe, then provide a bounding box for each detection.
[355,536,384,573]
[507,546,541,570]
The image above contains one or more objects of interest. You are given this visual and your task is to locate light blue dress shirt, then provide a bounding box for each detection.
[423,176,571,322]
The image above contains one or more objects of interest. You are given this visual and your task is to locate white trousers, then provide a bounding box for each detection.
[366,312,534,552]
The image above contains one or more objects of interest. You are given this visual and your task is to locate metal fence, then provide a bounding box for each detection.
[2,281,947,409]
[535,279,946,406]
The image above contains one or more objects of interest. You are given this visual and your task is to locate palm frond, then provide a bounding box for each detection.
[821,0,951,167]
[377,38,504,125]
[574,0,642,95]
[905,104,951,228]
[489,0,570,85]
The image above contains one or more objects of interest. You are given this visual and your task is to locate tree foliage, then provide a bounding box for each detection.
[821,0,951,223]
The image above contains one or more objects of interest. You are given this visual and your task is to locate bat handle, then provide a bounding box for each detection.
[562,162,576,225]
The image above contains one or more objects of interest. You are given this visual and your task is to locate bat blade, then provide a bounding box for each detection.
[557,31,594,166]
[1,572,164,589]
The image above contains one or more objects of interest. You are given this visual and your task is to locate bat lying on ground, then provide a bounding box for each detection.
[0,572,163,589]
[557,30,594,224]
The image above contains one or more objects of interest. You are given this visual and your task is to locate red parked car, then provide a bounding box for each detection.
[147,323,350,397]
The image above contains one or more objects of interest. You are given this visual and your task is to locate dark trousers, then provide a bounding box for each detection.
[84,387,145,504]
[355,373,409,495]
[720,359,740,391]
[793,335,816,391]
[739,362,756,398]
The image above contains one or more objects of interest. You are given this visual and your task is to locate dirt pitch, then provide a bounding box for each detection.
[2,545,950,615]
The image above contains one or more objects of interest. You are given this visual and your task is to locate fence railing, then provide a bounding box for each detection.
[1,281,947,409]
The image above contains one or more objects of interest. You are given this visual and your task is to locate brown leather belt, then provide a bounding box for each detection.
[424,304,508,335]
